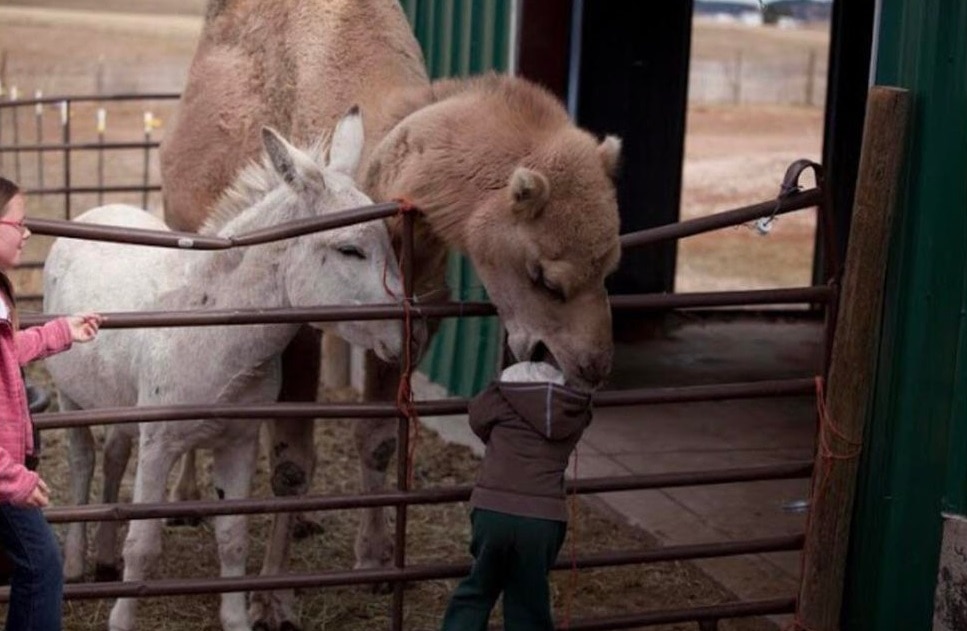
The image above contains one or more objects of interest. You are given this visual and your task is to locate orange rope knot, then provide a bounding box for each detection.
[392,196,419,214]
[814,376,863,461]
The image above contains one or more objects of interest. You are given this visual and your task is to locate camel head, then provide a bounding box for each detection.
[465,130,622,389]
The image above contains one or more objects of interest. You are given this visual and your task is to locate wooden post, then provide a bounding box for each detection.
[805,49,818,107]
[796,86,911,628]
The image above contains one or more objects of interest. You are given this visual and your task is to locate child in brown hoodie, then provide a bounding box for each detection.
[441,361,593,631]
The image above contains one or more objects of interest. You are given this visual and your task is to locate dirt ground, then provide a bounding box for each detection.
[0,4,828,630]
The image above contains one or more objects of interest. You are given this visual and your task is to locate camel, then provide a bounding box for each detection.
[45,112,403,631]
[159,2,622,628]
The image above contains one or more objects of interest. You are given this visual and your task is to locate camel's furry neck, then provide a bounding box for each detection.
[361,73,570,251]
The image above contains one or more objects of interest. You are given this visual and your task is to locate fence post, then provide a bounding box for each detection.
[796,86,911,629]
[97,108,106,206]
[34,90,43,192]
[805,50,818,107]
[61,100,71,219]
[10,86,20,182]
[732,50,743,105]
[142,111,153,210]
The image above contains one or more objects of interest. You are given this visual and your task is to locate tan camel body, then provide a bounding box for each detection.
[160,2,622,629]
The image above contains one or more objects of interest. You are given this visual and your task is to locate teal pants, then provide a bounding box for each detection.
[441,508,567,631]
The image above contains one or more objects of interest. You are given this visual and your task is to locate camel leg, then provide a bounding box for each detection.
[212,436,258,631]
[62,395,91,582]
[250,327,320,631]
[166,450,204,526]
[94,426,133,581]
[353,351,399,578]
[321,331,350,390]
[249,419,312,631]
[108,430,177,631]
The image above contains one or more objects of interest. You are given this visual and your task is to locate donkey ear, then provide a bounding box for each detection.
[262,126,328,194]
[597,135,622,179]
[509,167,550,220]
[328,105,364,177]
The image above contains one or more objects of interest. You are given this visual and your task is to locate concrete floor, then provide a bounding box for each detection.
[418,316,824,628]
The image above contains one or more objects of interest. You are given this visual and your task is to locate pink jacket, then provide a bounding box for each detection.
[0,317,72,504]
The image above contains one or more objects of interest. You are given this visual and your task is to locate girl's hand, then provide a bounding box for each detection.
[21,477,49,508]
[67,313,103,343]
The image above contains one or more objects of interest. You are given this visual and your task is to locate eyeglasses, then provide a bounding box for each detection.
[0,219,27,236]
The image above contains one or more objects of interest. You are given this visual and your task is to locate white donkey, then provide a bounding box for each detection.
[43,109,402,631]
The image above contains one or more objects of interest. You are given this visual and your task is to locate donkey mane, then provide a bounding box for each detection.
[199,132,332,236]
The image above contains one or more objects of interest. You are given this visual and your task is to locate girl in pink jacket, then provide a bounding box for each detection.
[0,177,102,630]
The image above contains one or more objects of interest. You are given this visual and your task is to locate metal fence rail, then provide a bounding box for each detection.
[0,93,831,630]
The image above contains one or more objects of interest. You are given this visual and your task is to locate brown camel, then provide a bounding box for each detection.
[159,1,622,628]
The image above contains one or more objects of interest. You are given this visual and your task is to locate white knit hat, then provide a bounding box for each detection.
[499,361,565,385]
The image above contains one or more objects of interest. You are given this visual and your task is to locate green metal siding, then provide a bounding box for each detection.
[399,0,513,396]
[843,1,967,629]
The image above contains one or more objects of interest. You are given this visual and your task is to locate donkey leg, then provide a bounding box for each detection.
[63,396,92,582]
[94,426,133,581]
[166,450,204,526]
[353,352,399,581]
[249,418,312,631]
[212,437,258,631]
[108,433,176,631]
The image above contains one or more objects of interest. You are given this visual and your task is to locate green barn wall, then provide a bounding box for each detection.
[399,0,514,396]
[843,1,967,628]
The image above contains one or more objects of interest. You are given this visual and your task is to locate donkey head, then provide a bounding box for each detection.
[262,109,402,363]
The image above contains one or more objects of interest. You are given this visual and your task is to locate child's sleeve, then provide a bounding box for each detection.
[468,385,504,443]
[15,317,73,365]
[469,411,499,443]
[0,447,39,505]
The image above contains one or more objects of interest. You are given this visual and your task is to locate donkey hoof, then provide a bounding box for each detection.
[165,515,203,528]
[95,563,121,582]
[280,623,302,631]
[252,623,271,631]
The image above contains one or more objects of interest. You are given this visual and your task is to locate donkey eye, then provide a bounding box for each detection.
[337,245,366,260]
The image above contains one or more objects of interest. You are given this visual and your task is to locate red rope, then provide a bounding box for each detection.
[784,376,862,631]
[387,198,420,489]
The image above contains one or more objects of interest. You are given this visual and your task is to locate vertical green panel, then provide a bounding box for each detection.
[399,0,512,397]
[843,0,967,629]
[454,1,471,77]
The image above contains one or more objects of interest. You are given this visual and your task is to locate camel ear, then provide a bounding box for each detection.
[262,126,328,196]
[328,105,364,177]
[597,135,622,179]
[509,167,550,220]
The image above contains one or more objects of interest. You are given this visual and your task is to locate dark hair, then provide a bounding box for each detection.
[0,177,20,217]
[0,177,21,324]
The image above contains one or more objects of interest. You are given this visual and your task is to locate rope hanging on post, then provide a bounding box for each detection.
[785,376,862,631]
[388,198,420,488]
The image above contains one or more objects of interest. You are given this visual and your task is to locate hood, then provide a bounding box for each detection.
[495,381,592,440]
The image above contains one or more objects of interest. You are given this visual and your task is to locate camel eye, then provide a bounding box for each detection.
[337,245,366,260]
[529,264,565,302]
[543,280,566,303]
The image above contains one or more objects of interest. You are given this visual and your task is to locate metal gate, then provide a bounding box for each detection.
[0,92,834,630]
